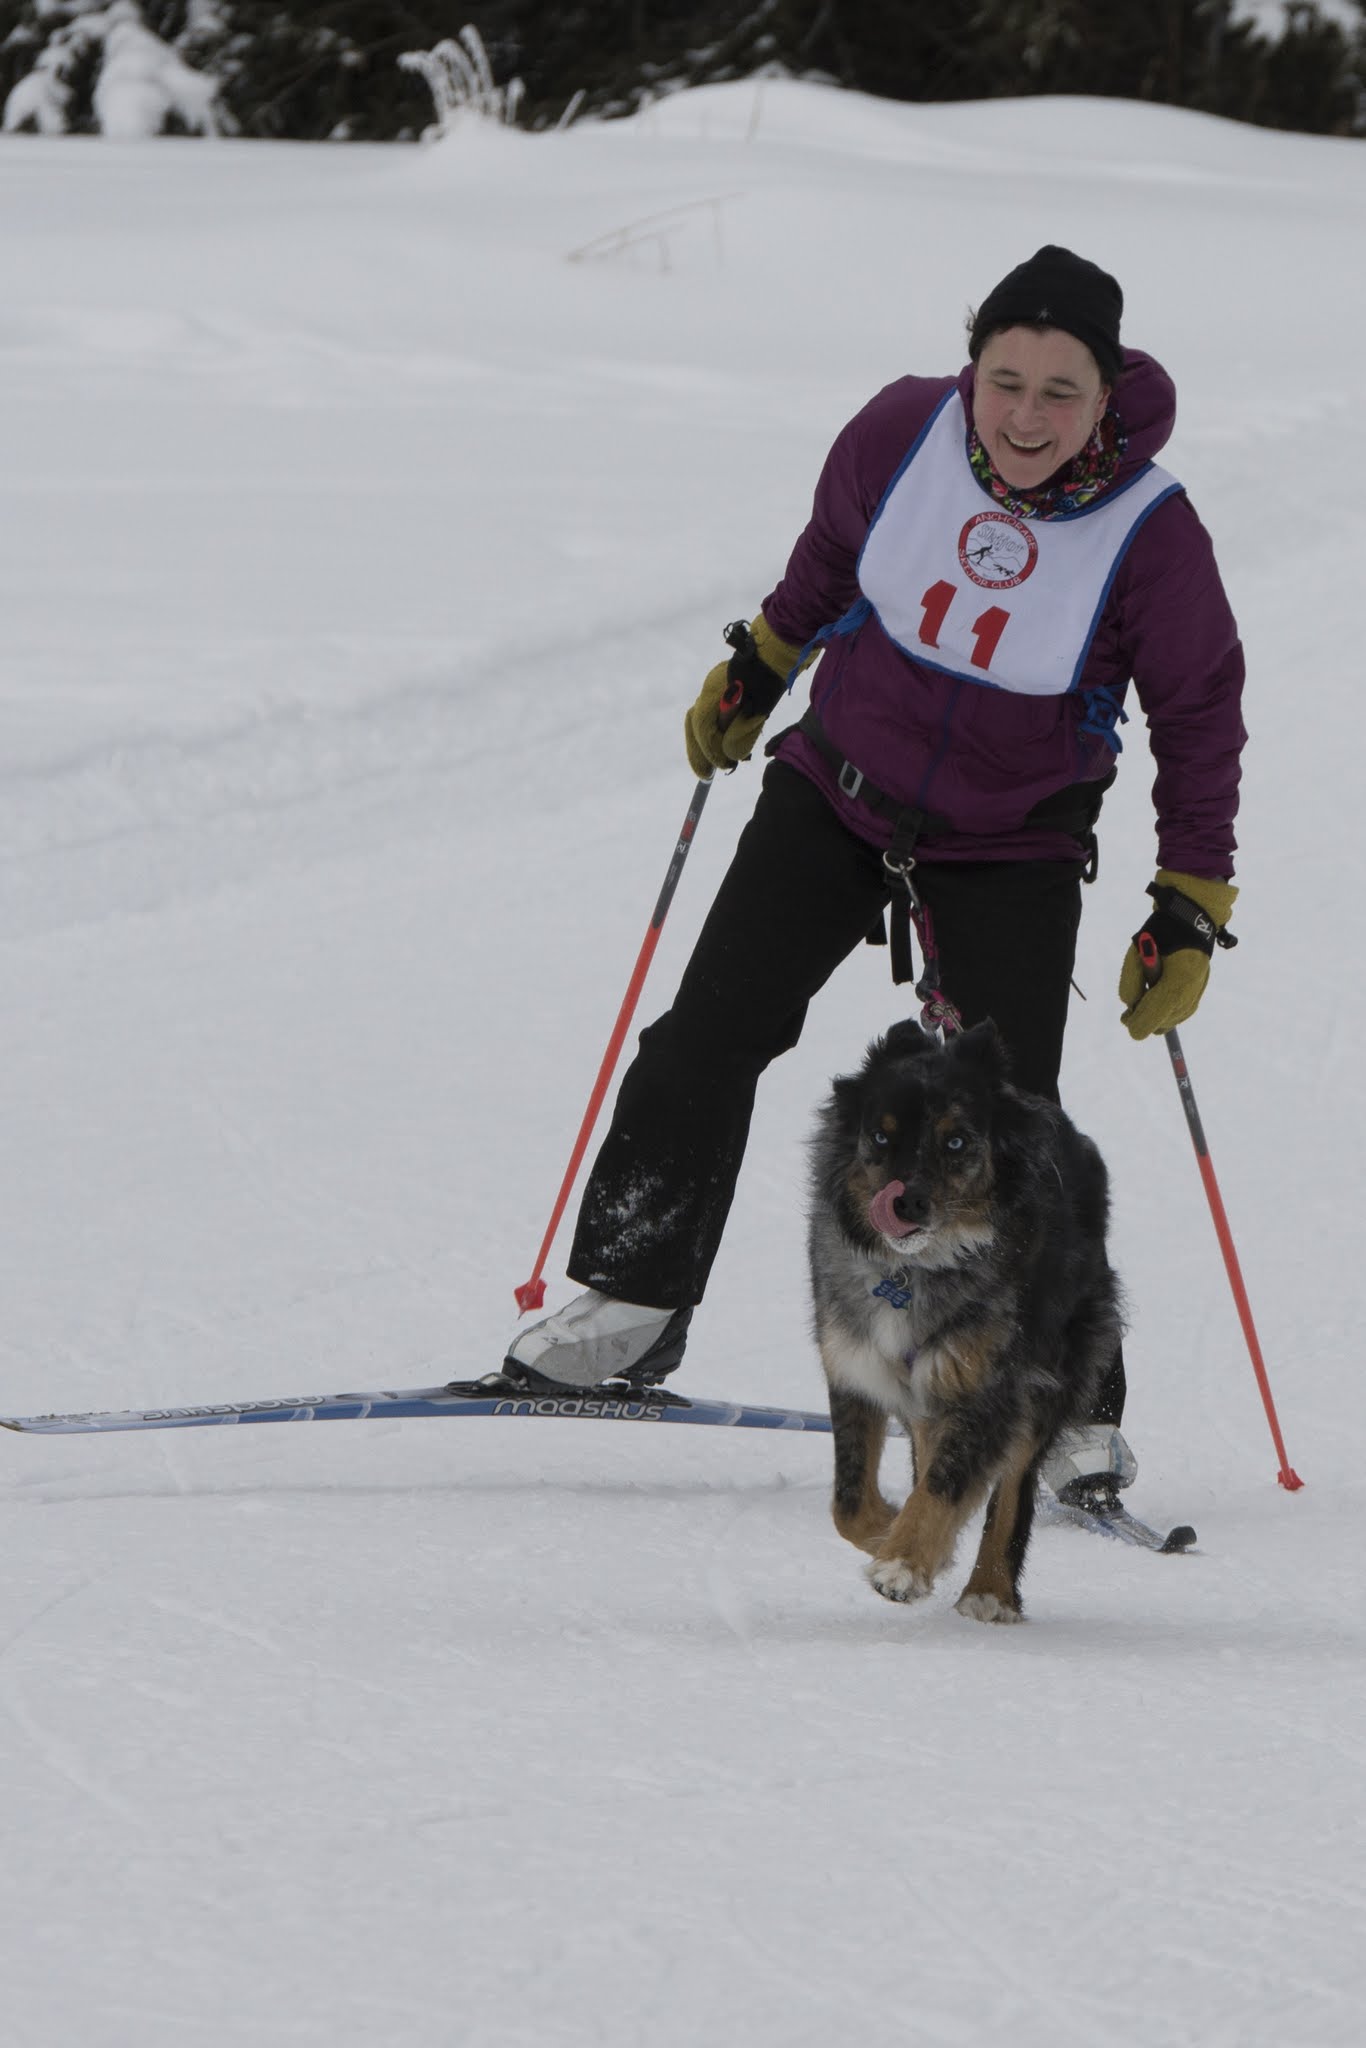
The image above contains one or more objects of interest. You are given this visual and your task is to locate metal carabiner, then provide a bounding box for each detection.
[882,846,921,911]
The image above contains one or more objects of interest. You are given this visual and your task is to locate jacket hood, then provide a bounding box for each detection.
[956,347,1177,478]
[1111,349,1176,465]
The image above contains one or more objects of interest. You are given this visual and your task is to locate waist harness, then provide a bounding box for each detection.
[770,707,1116,988]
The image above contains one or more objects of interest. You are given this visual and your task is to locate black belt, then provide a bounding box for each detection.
[774,707,1115,984]
[780,708,944,837]
[779,706,1114,867]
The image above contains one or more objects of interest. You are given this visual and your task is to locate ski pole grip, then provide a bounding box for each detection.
[717,619,753,731]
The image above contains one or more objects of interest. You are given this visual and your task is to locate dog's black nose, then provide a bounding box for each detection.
[893,1185,931,1226]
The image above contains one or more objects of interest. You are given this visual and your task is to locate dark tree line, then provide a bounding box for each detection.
[2,1,1363,141]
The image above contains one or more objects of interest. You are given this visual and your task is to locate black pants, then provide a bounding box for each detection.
[569,761,1125,1424]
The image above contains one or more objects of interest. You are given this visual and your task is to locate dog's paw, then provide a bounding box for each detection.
[955,1591,1023,1625]
[868,1557,934,1604]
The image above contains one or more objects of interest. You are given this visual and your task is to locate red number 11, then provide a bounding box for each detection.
[917,580,1009,672]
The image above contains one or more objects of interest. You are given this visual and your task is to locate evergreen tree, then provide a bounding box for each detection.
[2,0,1362,140]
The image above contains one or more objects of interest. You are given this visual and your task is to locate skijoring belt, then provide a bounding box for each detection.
[774,706,1116,872]
[770,706,1117,985]
[772,706,947,844]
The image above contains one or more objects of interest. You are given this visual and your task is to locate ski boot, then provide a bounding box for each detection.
[1041,1422,1138,1515]
[504,1289,693,1391]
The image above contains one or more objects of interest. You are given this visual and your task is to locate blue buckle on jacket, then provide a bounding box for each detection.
[1078,685,1130,754]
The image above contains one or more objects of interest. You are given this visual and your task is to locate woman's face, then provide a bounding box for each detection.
[972,327,1110,489]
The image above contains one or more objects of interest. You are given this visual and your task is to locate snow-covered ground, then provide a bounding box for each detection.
[2,84,1364,2046]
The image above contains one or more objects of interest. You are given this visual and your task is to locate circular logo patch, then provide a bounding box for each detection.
[957,512,1038,590]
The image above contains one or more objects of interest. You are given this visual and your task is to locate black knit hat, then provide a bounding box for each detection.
[970,246,1124,384]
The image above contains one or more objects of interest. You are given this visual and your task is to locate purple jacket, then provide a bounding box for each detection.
[764,352,1245,876]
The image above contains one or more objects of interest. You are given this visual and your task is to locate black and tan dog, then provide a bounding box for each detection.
[809,1018,1122,1623]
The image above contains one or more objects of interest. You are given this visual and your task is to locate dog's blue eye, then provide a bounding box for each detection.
[871,1130,889,1147]
[945,1134,966,1153]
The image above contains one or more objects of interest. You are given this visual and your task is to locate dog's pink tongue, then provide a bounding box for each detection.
[869,1180,918,1240]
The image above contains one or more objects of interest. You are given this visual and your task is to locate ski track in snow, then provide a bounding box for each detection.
[2,86,1365,2046]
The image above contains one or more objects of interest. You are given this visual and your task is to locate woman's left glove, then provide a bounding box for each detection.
[684,615,806,779]
[1118,869,1238,1040]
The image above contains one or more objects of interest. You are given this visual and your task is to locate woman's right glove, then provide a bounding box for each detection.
[684,614,807,779]
[1118,869,1238,1039]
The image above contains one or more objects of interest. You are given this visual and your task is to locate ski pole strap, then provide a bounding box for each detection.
[719,619,790,721]
[1139,880,1239,959]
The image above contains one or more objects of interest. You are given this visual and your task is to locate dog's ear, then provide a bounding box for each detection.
[879,1018,937,1062]
[946,1018,1011,1080]
[830,1072,864,1133]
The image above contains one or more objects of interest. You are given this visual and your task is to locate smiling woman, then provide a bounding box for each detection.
[972,330,1110,490]
[966,246,1124,505]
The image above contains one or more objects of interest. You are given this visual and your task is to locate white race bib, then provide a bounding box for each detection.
[857,391,1180,696]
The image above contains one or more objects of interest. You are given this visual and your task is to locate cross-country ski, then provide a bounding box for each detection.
[0,1377,836,1436]
[4,1374,1196,1555]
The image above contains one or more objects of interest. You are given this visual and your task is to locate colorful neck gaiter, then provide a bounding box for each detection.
[966,408,1128,521]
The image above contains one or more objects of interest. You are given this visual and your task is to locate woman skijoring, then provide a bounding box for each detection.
[506,245,1246,1506]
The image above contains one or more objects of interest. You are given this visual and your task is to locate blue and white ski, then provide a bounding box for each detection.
[0,1373,1197,1551]
[0,1375,836,1437]
[1038,1489,1197,1553]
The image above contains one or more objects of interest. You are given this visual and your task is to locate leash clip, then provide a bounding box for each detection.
[918,988,964,1039]
[882,846,918,895]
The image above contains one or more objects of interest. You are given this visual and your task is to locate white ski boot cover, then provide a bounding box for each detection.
[1040,1423,1138,1498]
[504,1289,681,1389]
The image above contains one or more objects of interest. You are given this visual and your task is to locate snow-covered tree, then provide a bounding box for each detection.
[1,2,1362,141]
[2,0,225,135]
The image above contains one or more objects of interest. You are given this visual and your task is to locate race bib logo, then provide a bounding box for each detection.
[957,511,1038,590]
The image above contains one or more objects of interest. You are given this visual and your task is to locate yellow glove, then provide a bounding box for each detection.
[1119,869,1238,1040]
[684,615,807,779]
